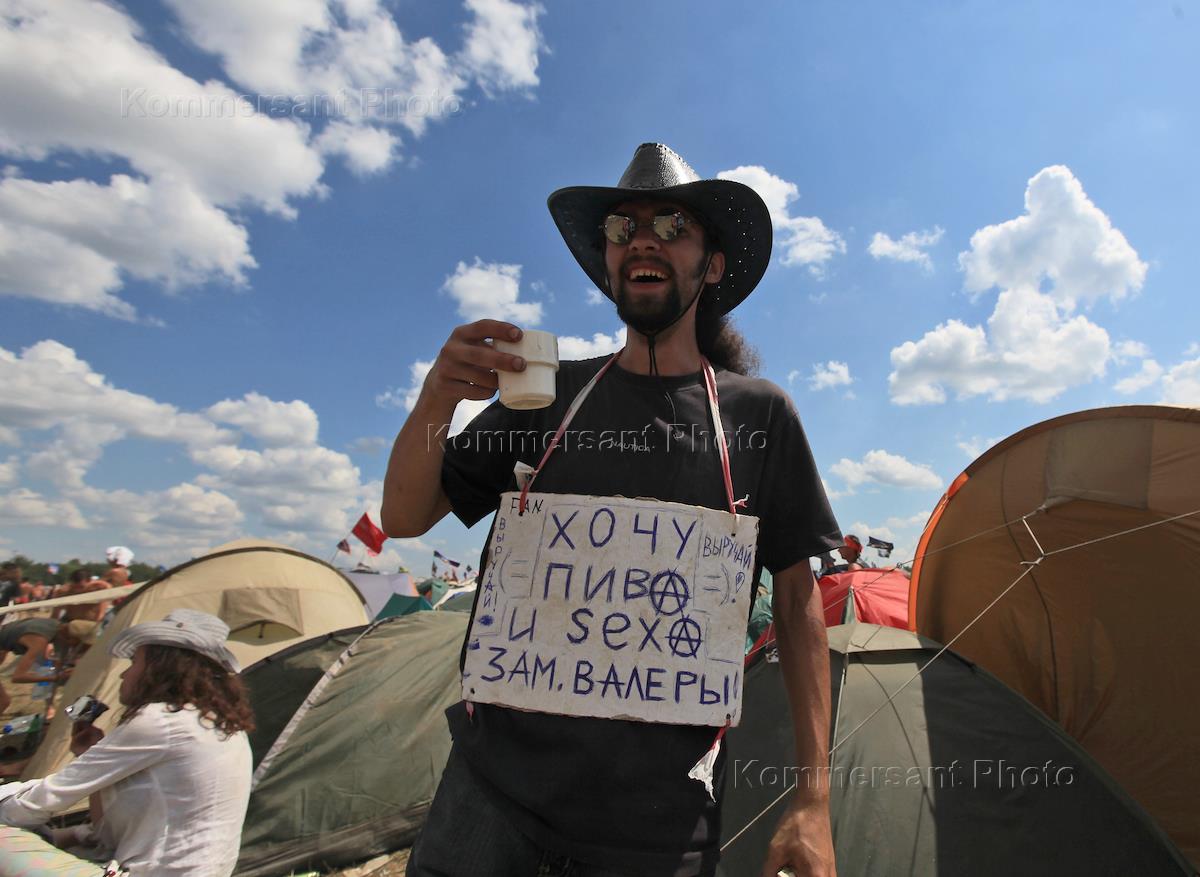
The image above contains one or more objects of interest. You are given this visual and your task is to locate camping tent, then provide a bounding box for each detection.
[910,405,1200,867]
[433,582,476,612]
[375,592,432,618]
[718,622,1193,876]
[235,611,468,876]
[23,539,370,782]
[344,571,419,617]
[818,568,910,627]
[240,626,366,770]
[415,577,450,606]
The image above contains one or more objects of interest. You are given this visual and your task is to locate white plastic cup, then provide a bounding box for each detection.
[494,330,559,410]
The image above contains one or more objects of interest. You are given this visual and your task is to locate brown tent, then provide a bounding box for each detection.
[910,404,1200,868]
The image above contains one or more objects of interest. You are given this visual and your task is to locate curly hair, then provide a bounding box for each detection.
[120,644,255,736]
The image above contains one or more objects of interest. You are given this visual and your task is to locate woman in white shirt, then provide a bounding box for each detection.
[0,609,253,876]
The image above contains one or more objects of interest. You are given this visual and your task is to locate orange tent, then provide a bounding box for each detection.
[910,405,1200,868]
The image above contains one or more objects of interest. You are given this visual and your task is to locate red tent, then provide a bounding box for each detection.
[818,568,910,627]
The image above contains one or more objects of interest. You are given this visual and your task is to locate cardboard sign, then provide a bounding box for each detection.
[462,491,759,726]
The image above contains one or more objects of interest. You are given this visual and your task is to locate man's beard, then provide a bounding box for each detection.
[612,256,706,336]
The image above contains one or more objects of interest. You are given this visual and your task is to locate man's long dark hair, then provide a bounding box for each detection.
[691,218,759,376]
[695,281,760,377]
[120,644,255,736]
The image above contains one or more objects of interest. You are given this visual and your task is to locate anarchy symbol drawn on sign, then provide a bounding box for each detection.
[649,569,690,616]
[667,615,703,658]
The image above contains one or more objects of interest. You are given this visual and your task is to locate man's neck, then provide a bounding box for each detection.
[618,321,702,375]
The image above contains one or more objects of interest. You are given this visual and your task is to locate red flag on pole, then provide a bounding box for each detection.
[336,539,351,554]
[351,513,387,556]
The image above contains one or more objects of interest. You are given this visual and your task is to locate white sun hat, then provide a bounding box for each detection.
[109,608,240,673]
[105,546,134,567]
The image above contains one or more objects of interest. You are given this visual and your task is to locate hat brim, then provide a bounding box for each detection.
[110,622,241,673]
[547,179,772,317]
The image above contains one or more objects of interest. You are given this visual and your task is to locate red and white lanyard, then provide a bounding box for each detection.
[517,352,743,517]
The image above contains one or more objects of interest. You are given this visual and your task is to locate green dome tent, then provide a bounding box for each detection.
[718,622,1191,876]
[235,611,467,876]
[911,405,1200,867]
[374,592,432,619]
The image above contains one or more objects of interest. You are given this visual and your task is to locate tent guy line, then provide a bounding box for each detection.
[819,510,1039,620]
[1037,505,1200,558]
[720,559,1040,855]
[819,503,1200,620]
[721,505,1200,854]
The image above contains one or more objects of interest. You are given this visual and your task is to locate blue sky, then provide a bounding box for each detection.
[1,0,1197,574]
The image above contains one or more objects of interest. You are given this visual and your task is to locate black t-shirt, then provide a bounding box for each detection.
[441,357,841,876]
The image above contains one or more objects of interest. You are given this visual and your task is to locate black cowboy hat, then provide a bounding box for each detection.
[547,143,773,316]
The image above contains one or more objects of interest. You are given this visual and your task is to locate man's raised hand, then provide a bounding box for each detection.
[420,320,527,406]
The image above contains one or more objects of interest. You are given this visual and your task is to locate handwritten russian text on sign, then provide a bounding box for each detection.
[462,491,759,726]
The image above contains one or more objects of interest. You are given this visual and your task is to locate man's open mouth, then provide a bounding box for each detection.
[627,267,669,284]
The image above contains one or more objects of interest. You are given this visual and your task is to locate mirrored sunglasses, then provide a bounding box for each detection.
[602,212,696,245]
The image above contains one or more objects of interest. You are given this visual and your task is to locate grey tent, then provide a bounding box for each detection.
[718,622,1192,876]
[235,611,467,876]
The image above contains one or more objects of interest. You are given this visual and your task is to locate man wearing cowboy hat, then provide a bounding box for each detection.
[384,143,842,876]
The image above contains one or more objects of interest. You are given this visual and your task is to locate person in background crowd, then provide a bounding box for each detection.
[102,547,134,589]
[0,609,254,877]
[0,563,20,606]
[0,618,70,716]
[838,534,866,571]
[815,536,868,577]
[58,569,111,658]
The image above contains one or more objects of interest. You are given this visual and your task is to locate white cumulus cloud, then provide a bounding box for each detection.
[889,166,1139,405]
[207,392,320,447]
[1113,359,1164,395]
[716,165,845,273]
[0,340,230,449]
[868,227,944,271]
[0,489,88,529]
[0,339,392,562]
[830,449,943,492]
[808,360,853,391]
[0,456,18,489]
[959,165,1147,310]
[0,0,547,319]
[885,511,932,530]
[558,329,625,360]
[442,258,544,325]
[956,435,1001,460]
[459,0,545,92]
[1113,340,1151,362]
[1160,357,1200,406]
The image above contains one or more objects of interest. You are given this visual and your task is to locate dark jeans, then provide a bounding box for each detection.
[408,747,714,877]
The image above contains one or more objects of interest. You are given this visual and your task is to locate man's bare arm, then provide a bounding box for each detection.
[381,320,526,538]
[761,560,836,877]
